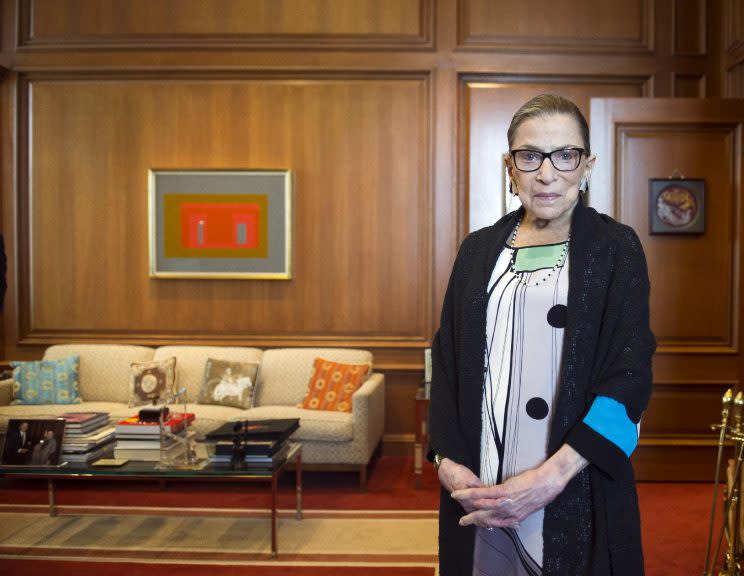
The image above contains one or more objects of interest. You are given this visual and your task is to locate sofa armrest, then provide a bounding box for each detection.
[0,378,13,406]
[352,372,385,454]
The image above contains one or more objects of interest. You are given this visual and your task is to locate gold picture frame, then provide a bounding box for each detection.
[148,169,293,279]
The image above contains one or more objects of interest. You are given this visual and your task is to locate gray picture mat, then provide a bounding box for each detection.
[152,171,290,274]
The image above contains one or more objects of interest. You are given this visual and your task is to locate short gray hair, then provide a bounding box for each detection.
[507,94,590,153]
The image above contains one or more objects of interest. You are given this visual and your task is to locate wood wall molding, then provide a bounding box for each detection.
[632,444,716,481]
[728,64,744,96]
[672,0,706,56]
[634,381,730,480]
[653,350,740,385]
[13,70,434,352]
[724,0,744,72]
[644,383,731,436]
[723,0,744,80]
[653,379,739,388]
[457,0,652,54]
[726,0,744,97]
[672,73,705,96]
[16,331,433,350]
[17,0,434,51]
[727,45,744,70]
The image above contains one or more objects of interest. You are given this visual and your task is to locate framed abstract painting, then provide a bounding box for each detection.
[149,170,292,279]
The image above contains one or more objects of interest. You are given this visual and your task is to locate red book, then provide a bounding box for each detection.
[115,413,195,435]
[59,411,110,433]
[60,412,108,424]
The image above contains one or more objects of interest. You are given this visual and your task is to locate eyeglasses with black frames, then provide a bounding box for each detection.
[510,147,587,172]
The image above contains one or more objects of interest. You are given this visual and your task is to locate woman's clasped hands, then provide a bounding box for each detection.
[451,465,564,530]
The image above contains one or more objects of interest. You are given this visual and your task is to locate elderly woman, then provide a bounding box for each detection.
[428,94,655,575]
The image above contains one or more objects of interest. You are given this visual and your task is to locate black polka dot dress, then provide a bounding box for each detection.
[474,239,569,576]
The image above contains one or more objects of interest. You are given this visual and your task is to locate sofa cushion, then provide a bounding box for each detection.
[298,358,370,413]
[255,348,373,407]
[11,356,82,405]
[43,345,155,403]
[129,357,177,407]
[237,405,353,442]
[198,358,259,410]
[153,346,263,407]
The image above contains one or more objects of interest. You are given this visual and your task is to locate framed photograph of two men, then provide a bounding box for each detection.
[149,170,293,279]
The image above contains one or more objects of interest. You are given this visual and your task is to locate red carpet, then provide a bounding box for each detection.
[638,481,721,576]
[0,457,722,575]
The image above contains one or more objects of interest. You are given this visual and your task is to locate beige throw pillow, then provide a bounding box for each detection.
[129,357,177,407]
[198,358,259,409]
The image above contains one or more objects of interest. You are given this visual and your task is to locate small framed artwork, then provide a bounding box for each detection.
[648,178,705,235]
[149,169,292,279]
[2,418,66,466]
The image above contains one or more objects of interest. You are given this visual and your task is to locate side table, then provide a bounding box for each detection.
[414,388,430,489]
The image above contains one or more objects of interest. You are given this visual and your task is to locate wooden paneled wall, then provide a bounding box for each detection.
[18,75,431,342]
[725,0,744,95]
[0,0,736,477]
[17,0,432,49]
[592,98,744,481]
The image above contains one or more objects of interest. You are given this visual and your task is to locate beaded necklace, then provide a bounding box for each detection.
[509,217,570,287]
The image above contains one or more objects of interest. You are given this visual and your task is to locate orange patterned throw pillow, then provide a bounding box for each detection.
[298,358,371,413]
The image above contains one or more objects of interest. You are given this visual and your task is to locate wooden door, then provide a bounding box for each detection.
[591,98,744,480]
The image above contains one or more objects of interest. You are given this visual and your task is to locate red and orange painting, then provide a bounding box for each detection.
[149,170,292,279]
[164,195,269,259]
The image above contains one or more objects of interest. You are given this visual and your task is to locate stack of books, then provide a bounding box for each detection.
[205,418,299,471]
[60,412,116,464]
[114,412,195,461]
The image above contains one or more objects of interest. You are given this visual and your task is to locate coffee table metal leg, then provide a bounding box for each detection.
[296,450,303,520]
[271,470,278,559]
[48,479,56,517]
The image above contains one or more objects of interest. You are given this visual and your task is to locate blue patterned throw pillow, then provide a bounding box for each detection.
[11,356,82,405]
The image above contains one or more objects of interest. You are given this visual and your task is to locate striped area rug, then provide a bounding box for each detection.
[0,457,716,575]
[0,561,435,576]
[0,509,439,575]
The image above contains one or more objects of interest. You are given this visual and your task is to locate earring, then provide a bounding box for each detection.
[579,178,588,193]
[506,181,520,213]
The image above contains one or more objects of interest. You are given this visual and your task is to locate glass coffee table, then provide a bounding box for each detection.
[0,442,302,558]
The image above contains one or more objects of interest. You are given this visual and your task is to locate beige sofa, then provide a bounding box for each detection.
[0,344,385,488]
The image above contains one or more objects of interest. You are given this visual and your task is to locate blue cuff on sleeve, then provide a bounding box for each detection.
[583,396,638,457]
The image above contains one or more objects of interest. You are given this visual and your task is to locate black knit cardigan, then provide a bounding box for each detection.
[428,198,656,575]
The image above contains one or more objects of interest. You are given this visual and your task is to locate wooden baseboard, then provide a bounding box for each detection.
[633,442,720,482]
[378,437,722,481]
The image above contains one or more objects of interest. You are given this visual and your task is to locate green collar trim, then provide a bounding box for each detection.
[512,242,568,272]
